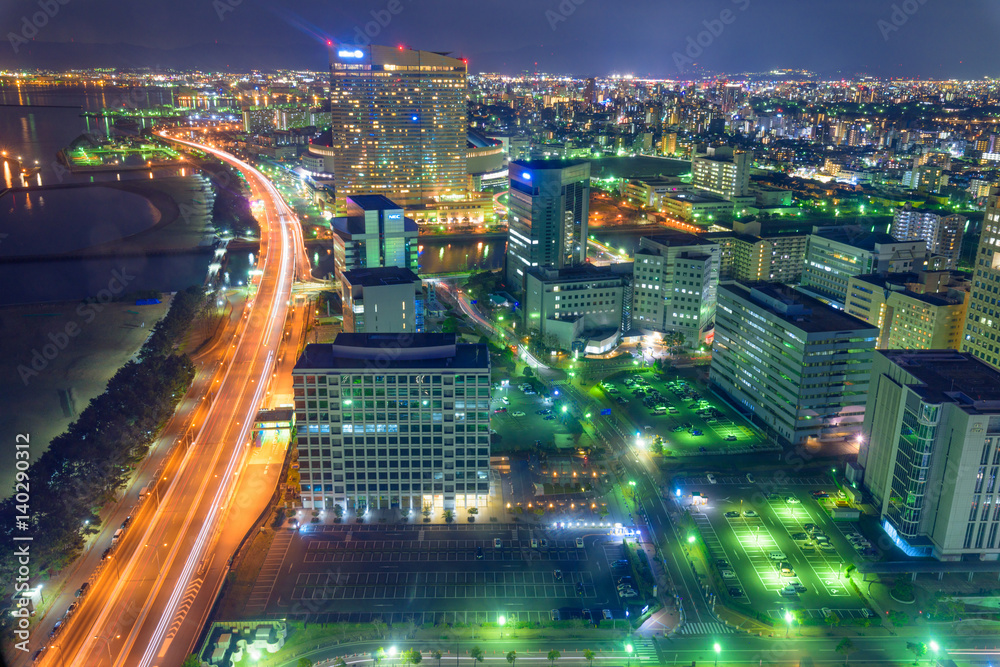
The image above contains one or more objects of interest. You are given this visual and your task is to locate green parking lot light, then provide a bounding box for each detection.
[687,535,695,544]
[585,413,592,419]
[561,405,568,413]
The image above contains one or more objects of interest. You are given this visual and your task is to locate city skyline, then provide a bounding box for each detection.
[2,0,1000,78]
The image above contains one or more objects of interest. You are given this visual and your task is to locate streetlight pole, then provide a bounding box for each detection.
[498,615,505,639]
[785,612,793,638]
[714,644,721,667]
[625,643,633,667]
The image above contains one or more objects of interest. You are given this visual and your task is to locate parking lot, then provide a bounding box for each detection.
[490,381,577,450]
[677,479,875,623]
[593,371,766,455]
[249,524,645,624]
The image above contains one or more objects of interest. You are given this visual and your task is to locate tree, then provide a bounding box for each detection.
[906,642,927,665]
[470,647,485,665]
[547,650,561,667]
[825,612,841,627]
[444,509,454,523]
[506,651,517,667]
[442,316,459,333]
[297,659,313,667]
[431,651,443,667]
[583,650,596,667]
[181,656,201,667]
[337,659,349,667]
[375,648,387,665]
[467,507,479,515]
[836,638,856,665]
[403,650,423,667]
[372,617,387,639]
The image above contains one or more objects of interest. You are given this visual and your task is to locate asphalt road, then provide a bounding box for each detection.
[31,130,305,667]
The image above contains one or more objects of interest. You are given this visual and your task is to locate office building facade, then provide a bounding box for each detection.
[691,147,751,199]
[524,263,632,354]
[711,282,878,446]
[292,333,492,513]
[962,187,1000,369]
[329,44,467,207]
[706,220,810,284]
[891,205,965,269]
[800,227,928,307]
[341,267,424,334]
[860,350,1000,560]
[506,159,590,293]
[331,195,419,278]
[846,272,969,350]
[631,233,719,347]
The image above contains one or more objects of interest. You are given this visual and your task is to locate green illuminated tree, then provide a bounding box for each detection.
[547,650,561,667]
[836,638,856,665]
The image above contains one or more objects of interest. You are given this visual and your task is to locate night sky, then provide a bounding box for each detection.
[1,0,997,78]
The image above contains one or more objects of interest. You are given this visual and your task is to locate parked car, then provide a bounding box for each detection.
[511,411,525,417]
[75,582,90,598]
[721,570,737,579]
[576,537,585,548]
[494,538,502,548]
[553,569,563,580]
[724,435,737,441]
[785,496,800,504]
[743,510,758,517]
[611,559,629,568]
[476,546,484,559]
[728,587,744,597]
[707,473,717,484]
[603,609,613,620]
[724,511,739,518]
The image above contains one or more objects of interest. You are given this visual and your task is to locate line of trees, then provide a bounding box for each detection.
[0,286,205,582]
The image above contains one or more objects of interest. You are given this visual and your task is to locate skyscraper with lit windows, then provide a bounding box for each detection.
[329,44,468,208]
[963,186,1000,368]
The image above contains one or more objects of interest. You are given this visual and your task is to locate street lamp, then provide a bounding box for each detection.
[714,643,721,667]
[389,646,398,667]
[784,611,793,637]
[625,643,634,667]
[499,615,506,638]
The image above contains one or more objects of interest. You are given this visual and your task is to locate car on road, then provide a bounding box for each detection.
[728,587,744,597]
[603,609,613,620]
[511,411,525,417]
[724,511,739,518]
[721,570,737,579]
[743,510,758,517]
[554,569,563,580]
[576,581,584,595]
[707,473,717,484]
[494,538,502,548]
[611,559,629,568]
[476,546,484,559]
[811,490,830,498]
[724,435,737,441]
[75,582,90,598]
[540,539,548,548]
[501,396,509,405]
[544,415,556,420]
[494,407,508,413]
[576,537,585,548]
[785,496,800,504]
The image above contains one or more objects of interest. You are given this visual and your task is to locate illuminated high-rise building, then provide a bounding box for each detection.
[329,44,468,208]
[963,186,1000,368]
[505,159,590,294]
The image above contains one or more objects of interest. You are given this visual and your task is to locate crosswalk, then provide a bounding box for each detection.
[675,621,736,635]
[629,638,660,662]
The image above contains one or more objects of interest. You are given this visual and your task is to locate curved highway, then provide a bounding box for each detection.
[33,131,306,667]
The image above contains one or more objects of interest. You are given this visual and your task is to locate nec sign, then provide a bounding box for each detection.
[338,49,364,58]
[387,213,402,220]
